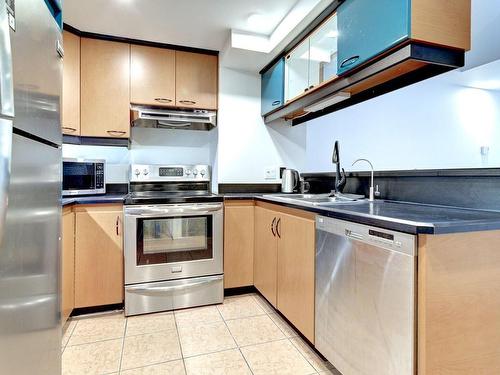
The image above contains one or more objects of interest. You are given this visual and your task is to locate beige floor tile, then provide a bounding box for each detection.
[217,295,265,321]
[174,305,222,328]
[290,337,334,372]
[121,330,182,370]
[318,368,343,375]
[120,360,186,375]
[268,313,298,338]
[241,339,316,375]
[126,312,176,336]
[252,294,275,314]
[184,349,251,375]
[178,321,236,357]
[225,315,285,347]
[62,338,122,375]
[68,314,126,346]
[62,319,77,349]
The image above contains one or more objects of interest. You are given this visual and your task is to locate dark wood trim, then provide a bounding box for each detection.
[71,303,124,317]
[63,23,219,56]
[63,134,130,148]
[259,0,345,74]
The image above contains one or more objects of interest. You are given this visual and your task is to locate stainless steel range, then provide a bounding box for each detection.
[124,164,223,316]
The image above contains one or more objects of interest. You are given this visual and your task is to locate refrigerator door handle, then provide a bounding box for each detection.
[0,119,12,245]
[0,0,14,118]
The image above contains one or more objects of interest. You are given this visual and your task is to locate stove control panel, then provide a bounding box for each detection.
[130,164,211,182]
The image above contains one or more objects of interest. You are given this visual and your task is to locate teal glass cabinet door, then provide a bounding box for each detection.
[261,58,285,116]
[337,0,410,75]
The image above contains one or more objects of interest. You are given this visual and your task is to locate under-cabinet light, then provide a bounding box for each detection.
[304,92,351,112]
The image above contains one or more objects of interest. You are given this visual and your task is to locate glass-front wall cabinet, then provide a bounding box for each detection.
[284,12,339,103]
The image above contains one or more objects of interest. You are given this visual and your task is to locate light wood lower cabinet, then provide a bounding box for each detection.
[62,207,75,323]
[277,212,315,343]
[224,201,255,288]
[74,205,124,308]
[254,206,279,307]
[253,202,316,342]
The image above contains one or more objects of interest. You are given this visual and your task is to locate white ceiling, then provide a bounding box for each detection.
[63,0,300,51]
[63,0,333,72]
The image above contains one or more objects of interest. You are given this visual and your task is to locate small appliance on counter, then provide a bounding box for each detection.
[123,164,223,316]
[281,168,300,193]
[63,158,105,196]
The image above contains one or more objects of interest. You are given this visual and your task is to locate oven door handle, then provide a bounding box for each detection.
[125,205,222,217]
[126,276,222,296]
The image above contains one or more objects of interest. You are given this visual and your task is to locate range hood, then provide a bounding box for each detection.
[131,106,217,131]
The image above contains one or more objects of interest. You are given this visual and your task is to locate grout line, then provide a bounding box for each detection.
[65,335,126,348]
[216,304,254,375]
[173,309,189,375]
[119,358,184,373]
[118,317,128,372]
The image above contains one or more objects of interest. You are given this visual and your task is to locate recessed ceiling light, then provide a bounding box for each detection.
[247,13,267,30]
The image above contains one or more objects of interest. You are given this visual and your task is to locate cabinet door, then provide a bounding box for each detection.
[81,38,130,138]
[277,213,315,343]
[261,58,285,115]
[285,41,310,102]
[75,205,124,308]
[62,208,75,323]
[175,51,218,110]
[131,45,176,107]
[224,202,254,288]
[309,13,339,88]
[62,31,80,135]
[337,0,410,75]
[254,207,278,307]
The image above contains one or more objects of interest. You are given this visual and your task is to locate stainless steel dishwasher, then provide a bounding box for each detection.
[315,216,416,375]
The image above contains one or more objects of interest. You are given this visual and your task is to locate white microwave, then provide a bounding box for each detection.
[63,158,105,196]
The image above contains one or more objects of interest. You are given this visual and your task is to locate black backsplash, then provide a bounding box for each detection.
[302,168,500,212]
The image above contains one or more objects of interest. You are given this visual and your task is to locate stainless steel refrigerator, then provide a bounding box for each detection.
[0,0,63,374]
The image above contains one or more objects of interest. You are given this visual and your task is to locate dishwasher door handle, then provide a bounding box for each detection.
[345,229,364,241]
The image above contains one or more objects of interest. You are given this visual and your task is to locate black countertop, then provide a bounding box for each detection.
[225,194,500,235]
[62,192,500,235]
[62,194,127,206]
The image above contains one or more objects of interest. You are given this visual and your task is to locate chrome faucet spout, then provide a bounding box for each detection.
[352,158,375,201]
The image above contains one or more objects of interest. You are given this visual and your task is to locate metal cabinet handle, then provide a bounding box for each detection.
[340,55,360,68]
[107,130,127,136]
[276,218,281,238]
[62,126,77,133]
[154,98,172,103]
[272,100,281,106]
[116,216,120,236]
[271,217,276,237]
[179,100,196,105]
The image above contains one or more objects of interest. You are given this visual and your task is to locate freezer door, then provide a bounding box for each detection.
[0,134,61,375]
[0,0,14,118]
[10,0,62,145]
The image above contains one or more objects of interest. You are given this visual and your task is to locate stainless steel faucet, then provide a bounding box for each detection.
[352,158,375,201]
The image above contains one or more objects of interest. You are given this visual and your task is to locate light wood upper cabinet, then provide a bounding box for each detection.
[224,201,254,289]
[62,31,80,135]
[277,213,316,343]
[74,205,124,308]
[175,51,218,110]
[62,207,75,324]
[254,206,278,307]
[80,38,130,138]
[131,45,176,107]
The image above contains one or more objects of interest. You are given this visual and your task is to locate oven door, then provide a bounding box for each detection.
[124,203,223,285]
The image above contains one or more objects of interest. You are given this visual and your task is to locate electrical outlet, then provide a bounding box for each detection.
[265,167,277,180]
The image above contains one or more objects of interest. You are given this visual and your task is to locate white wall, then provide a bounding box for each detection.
[217,67,306,183]
[304,79,500,172]
[62,127,217,183]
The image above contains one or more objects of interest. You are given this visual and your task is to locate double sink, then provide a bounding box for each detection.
[263,193,366,207]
